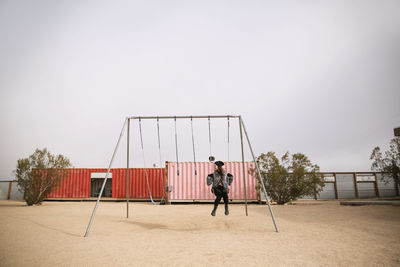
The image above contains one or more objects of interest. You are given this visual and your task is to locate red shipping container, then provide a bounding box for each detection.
[47,168,165,199]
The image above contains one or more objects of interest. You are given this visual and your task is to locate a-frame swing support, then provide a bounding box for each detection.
[84,115,279,237]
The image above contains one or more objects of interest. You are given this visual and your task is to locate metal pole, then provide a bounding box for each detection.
[239,116,248,216]
[84,118,128,237]
[127,118,130,218]
[240,117,279,233]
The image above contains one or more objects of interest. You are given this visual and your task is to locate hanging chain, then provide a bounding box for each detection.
[208,116,212,156]
[174,116,179,176]
[157,117,162,168]
[191,116,197,175]
[157,117,165,202]
[227,115,230,171]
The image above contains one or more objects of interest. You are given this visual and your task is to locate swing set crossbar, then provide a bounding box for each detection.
[129,115,240,120]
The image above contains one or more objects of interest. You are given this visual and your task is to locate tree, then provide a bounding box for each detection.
[251,152,324,204]
[15,148,72,206]
[370,137,400,186]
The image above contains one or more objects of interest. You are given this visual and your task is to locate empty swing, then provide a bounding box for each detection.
[138,117,165,205]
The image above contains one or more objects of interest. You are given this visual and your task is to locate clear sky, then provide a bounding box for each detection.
[1,0,399,179]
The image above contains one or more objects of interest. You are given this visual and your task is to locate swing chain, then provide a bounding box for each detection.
[174,116,179,176]
[208,116,212,157]
[227,115,230,170]
[190,116,197,175]
[156,116,166,203]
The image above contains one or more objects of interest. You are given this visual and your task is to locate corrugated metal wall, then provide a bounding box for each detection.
[48,169,91,198]
[336,173,356,199]
[376,173,398,197]
[319,183,336,199]
[167,162,258,201]
[9,182,23,200]
[112,168,165,199]
[358,183,376,198]
[0,181,10,200]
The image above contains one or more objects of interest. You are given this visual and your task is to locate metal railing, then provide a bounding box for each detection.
[258,172,399,201]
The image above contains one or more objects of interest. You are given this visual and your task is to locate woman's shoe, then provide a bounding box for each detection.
[211,207,217,216]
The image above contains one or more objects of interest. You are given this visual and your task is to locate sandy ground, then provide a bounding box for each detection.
[0,200,399,267]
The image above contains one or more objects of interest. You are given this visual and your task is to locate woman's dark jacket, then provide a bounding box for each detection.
[207,171,233,192]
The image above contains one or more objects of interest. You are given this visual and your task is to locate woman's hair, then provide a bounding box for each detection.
[216,166,225,176]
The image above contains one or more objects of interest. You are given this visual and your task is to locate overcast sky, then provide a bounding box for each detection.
[1,0,399,179]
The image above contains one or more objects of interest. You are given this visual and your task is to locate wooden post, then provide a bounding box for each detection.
[333,173,338,199]
[373,172,380,198]
[353,172,359,199]
[7,181,12,200]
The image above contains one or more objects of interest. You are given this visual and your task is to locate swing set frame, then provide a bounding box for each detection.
[84,115,279,237]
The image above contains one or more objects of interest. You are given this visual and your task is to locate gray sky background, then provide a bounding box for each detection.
[1,0,399,179]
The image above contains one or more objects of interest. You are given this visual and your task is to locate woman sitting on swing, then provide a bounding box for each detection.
[207,160,234,216]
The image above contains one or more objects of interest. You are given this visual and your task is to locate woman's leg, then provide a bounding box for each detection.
[211,187,223,216]
[222,190,229,215]
[222,192,228,207]
[214,193,222,207]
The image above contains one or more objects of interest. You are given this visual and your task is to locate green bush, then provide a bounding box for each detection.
[15,148,72,206]
[251,152,325,204]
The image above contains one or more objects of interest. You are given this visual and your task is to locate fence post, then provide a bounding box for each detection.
[7,181,12,200]
[333,173,338,199]
[373,172,380,198]
[353,172,359,199]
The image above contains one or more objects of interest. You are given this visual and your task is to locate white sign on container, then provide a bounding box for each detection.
[91,172,112,179]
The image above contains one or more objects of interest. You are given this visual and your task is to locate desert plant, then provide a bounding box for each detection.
[251,152,324,204]
[15,148,72,206]
[370,137,400,186]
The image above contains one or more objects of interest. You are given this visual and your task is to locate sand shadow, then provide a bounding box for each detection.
[0,200,29,208]
[125,221,169,230]
[0,203,27,207]
[7,215,81,237]
[118,218,275,233]
[120,220,205,232]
